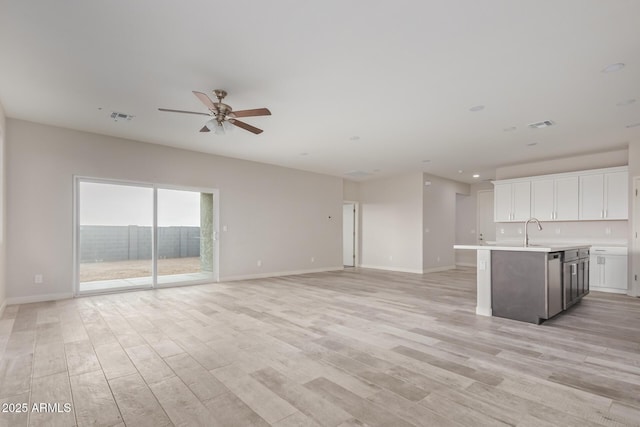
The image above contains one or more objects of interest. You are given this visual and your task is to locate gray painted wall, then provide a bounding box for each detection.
[422,173,470,271]
[359,172,424,273]
[5,119,343,302]
[628,141,640,297]
[0,102,5,314]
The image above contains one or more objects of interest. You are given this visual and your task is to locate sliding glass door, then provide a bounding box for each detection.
[157,188,215,285]
[75,178,217,295]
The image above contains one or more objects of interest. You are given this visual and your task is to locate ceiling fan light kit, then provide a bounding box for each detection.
[159,89,271,135]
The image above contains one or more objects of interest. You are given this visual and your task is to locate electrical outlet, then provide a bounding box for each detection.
[310,257,315,263]
[389,255,393,261]
[437,256,440,262]
[555,228,561,235]
[517,228,523,235]
[605,227,612,235]
[500,228,505,234]
[34,274,43,284]
[257,260,262,267]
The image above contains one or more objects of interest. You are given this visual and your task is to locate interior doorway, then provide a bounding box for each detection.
[343,202,356,267]
[477,190,495,244]
[631,177,640,297]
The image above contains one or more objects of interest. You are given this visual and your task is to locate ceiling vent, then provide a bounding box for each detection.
[528,120,554,129]
[110,111,134,122]
[344,170,372,178]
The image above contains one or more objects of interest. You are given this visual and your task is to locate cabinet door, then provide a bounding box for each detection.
[531,179,554,221]
[512,181,531,221]
[579,174,604,220]
[589,255,604,287]
[604,172,628,219]
[555,176,579,220]
[494,183,513,222]
[603,255,628,290]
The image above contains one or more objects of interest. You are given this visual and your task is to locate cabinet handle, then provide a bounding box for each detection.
[572,264,577,275]
[604,209,607,218]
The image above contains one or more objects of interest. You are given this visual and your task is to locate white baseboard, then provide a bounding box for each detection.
[359,265,424,274]
[455,262,477,267]
[423,265,456,273]
[6,292,74,305]
[590,286,628,295]
[0,300,6,318]
[476,306,492,317]
[221,266,344,282]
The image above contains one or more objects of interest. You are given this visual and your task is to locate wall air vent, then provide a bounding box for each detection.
[110,112,134,122]
[528,120,554,129]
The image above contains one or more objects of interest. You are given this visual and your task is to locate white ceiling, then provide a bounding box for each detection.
[1,0,639,183]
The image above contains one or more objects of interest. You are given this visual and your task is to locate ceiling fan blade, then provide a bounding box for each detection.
[158,108,211,116]
[229,119,263,134]
[199,125,210,133]
[193,91,217,110]
[229,108,271,118]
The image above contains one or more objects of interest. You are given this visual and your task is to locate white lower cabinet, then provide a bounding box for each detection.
[589,247,628,293]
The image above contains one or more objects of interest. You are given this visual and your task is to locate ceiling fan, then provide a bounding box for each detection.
[159,89,271,135]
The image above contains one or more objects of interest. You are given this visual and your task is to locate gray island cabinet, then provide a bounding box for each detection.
[453,243,590,324]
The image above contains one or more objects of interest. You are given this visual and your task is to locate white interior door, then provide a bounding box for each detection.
[343,203,355,267]
[477,190,495,244]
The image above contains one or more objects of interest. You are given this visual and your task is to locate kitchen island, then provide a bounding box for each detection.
[454,243,590,323]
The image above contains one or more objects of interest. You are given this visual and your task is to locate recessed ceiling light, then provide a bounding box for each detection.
[527,142,538,146]
[300,152,309,156]
[469,105,485,112]
[617,99,636,106]
[626,122,640,128]
[349,136,360,141]
[602,63,625,73]
[373,169,381,172]
[472,174,480,178]
[458,170,463,174]
[422,159,431,163]
[503,126,517,132]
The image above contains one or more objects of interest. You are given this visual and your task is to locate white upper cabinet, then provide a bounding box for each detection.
[494,166,627,223]
[494,182,530,222]
[532,176,579,221]
[554,176,579,220]
[494,183,513,222]
[579,170,628,220]
[512,181,531,221]
[531,179,555,220]
[605,171,628,219]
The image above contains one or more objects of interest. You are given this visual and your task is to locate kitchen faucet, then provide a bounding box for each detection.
[524,217,542,247]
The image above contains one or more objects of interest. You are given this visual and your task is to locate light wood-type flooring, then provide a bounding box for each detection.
[1,267,640,426]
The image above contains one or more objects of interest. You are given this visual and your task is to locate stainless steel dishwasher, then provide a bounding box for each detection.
[547,252,563,318]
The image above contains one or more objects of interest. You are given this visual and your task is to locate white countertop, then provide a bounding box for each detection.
[453,243,591,252]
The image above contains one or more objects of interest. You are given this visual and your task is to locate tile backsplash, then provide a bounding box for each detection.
[495,220,628,245]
